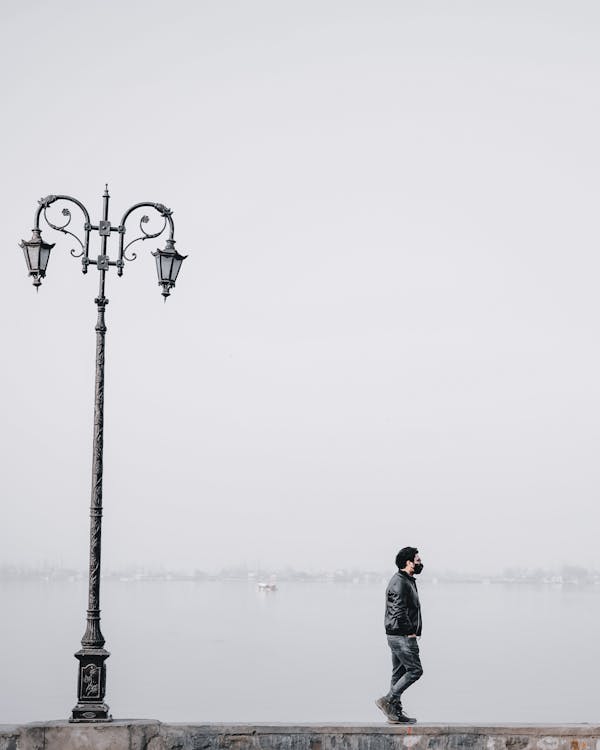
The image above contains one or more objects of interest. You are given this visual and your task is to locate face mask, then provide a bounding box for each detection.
[413,563,424,575]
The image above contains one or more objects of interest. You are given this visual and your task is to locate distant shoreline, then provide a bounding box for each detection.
[1,566,599,586]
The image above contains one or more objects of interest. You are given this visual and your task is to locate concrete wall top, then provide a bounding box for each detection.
[2,721,600,750]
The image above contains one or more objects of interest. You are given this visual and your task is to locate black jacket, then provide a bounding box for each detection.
[384,570,422,636]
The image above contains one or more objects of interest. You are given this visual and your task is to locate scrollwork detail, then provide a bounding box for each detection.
[122,213,167,262]
[42,202,85,258]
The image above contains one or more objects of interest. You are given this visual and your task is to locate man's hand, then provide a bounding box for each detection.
[407,634,417,638]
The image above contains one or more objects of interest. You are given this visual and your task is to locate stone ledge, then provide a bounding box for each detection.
[2,722,600,750]
[165,724,600,735]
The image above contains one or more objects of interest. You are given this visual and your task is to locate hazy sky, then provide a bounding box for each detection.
[2,0,600,575]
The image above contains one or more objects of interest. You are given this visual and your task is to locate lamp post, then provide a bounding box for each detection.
[19,186,187,722]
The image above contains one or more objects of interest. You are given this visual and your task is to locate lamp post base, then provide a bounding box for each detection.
[70,647,112,722]
[70,703,112,723]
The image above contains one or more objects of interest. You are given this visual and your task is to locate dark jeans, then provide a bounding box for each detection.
[386,635,423,704]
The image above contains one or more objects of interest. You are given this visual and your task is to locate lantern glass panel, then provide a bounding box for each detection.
[39,245,51,273]
[170,256,183,283]
[161,254,175,282]
[26,245,39,272]
[163,255,173,281]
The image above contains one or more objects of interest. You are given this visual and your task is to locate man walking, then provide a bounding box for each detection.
[376,546,424,724]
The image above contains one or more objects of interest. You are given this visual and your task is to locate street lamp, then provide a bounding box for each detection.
[19,186,188,722]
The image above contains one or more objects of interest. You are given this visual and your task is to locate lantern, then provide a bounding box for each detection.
[19,229,55,289]
[152,238,187,300]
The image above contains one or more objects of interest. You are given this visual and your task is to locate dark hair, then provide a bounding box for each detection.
[395,546,419,570]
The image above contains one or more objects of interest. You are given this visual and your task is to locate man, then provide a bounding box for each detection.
[376,546,424,724]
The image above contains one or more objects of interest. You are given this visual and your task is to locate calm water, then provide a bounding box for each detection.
[1,579,599,724]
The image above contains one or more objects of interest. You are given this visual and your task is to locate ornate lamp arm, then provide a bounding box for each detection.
[36,194,93,271]
[117,202,175,277]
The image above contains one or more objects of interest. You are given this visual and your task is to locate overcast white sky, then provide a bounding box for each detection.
[2,0,600,575]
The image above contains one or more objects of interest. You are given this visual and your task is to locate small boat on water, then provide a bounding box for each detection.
[257,582,277,592]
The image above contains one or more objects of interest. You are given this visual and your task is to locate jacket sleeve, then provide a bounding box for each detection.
[386,579,413,633]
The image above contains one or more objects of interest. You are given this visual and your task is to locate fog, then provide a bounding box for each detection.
[2,1,600,576]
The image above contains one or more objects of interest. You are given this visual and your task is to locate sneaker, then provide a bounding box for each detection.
[375,696,398,722]
[388,710,417,725]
